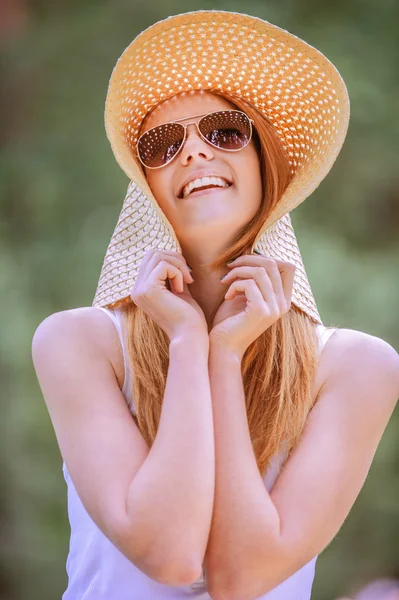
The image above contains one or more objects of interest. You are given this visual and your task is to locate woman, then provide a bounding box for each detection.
[32,10,399,600]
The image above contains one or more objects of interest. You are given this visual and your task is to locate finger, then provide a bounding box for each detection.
[140,248,180,268]
[145,251,193,283]
[278,262,296,307]
[227,254,294,308]
[241,261,286,308]
[261,260,287,311]
[225,279,280,318]
[153,260,184,293]
[141,249,192,272]
[226,279,280,318]
[222,266,277,307]
[255,257,295,306]
[225,278,263,304]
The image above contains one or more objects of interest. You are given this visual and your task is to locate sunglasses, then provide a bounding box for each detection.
[136,109,254,169]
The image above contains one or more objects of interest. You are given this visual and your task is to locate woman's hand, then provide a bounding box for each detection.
[130,249,208,341]
[209,253,296,359]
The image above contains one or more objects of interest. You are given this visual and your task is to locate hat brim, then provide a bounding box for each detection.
[94,10,349,318]
[104,9,350,238]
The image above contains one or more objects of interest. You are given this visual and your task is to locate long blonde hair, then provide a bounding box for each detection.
[120,92,321,476]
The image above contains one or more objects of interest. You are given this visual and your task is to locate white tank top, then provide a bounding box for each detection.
[61,307,337,599]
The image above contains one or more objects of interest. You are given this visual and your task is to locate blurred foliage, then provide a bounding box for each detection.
[1,0,398,598]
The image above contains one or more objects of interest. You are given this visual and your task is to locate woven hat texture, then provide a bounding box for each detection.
[93,10,350,324]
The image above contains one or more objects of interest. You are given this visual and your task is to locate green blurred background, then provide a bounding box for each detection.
[1,0,398,599]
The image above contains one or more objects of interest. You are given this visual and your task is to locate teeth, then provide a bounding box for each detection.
[182,176,230,198]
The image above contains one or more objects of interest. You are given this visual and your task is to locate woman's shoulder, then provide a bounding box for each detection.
[316,326,399,402]
[34,306,117,337]
[319,326,399,364]
[33,306,125,391]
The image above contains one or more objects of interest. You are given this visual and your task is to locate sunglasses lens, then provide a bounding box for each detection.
[138,122,185,168]
[199,111,252,150]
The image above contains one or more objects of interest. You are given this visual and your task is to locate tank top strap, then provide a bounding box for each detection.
[315,322,338,353]
[93,306,135,414]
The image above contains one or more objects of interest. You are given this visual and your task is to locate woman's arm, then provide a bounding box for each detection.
[204,329,399,600]
[32,308,214,586]
[203,338,280,598]
[125,331,215,581]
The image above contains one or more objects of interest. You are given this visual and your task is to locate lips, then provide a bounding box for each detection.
[177,173,233,198]
[184,185,230,199]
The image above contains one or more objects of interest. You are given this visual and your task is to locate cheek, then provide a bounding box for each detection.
[242,151,263,204]
[146,170,171,204]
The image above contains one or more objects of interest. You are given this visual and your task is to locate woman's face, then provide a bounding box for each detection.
[140,91,263,254]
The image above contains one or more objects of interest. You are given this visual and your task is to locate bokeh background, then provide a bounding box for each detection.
[1,0,398,599]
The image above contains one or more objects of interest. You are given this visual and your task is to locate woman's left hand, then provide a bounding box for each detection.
[209,253,296,359]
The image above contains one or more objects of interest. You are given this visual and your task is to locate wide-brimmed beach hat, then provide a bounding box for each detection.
[92,10,350,324]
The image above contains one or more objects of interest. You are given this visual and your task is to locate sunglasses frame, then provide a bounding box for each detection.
[136,109,255,169]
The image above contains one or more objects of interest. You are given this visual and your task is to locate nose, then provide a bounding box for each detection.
[179,122,214,165]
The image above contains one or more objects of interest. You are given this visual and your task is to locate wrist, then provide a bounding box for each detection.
[209,335,243,364]
[170,329,210,350]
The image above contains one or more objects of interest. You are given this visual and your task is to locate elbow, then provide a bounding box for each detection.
[129,547,202,587]
[116,508,204,586]
[152,556,203,587]
[209,586,260,600]
[208,546,296,600]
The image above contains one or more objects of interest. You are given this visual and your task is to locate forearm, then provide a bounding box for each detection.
[126,333,215,578]
[204,343,280,597]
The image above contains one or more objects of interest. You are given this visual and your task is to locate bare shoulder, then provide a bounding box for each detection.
[316,326,399,411]
[32,306,125,390]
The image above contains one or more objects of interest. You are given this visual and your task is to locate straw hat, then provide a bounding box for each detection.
[92,10,350,324]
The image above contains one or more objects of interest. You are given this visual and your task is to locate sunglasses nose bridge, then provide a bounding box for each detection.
[184,120,202,137]
[179,120,207,149]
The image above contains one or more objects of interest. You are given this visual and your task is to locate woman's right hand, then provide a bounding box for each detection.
[130,249,208,341]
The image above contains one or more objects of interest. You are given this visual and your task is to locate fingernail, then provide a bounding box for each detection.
[187,264,193,270]
[253,248,263,255]
[226,259,235,265]
[220,273,228,280]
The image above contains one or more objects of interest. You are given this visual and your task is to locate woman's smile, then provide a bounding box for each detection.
[180,185,233,200]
